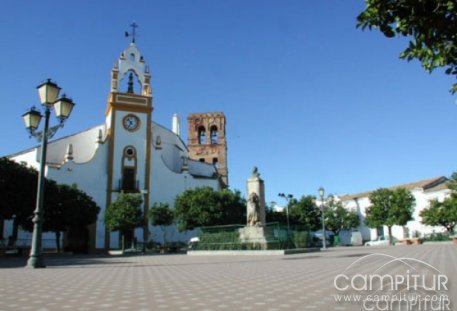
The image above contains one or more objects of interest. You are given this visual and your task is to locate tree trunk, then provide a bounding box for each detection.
[0,217,4,241]
[387,226,393,245]
[162,226,167,247]
[12,217,19,243]
[55,231,61,253]
[121,234,125,252]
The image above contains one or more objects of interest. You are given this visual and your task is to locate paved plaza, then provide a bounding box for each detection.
[0,244,456,311]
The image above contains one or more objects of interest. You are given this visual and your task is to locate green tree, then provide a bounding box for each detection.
[288,196,321,230]
[174,187,246,231]
[0,157,37,241]
[420,172,457,233]
[104,193,143,251]
[148,202,174,246]
[357,0,457,93]
[365,188,415,245]
[324,199,360,235]
[420,199,457,233]
[265,202,287,224]
[53,184,100,253]
[20,183,100,253]
[217,189,246,225]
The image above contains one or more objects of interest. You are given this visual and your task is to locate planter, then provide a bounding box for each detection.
[108,250,124,256]
[413,238,423,245]
[402,239,412,246]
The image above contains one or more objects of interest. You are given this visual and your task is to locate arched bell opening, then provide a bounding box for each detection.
[119,70,142,94]
[198,126,206,145]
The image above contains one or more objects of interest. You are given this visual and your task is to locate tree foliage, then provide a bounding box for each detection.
[357,0,457,93]
[420,172,457,233]
[40,183,100,252]
[148,202,174,245]
[174,187,246,231]
[365,187,415,244]
[0,157,37,239]
[324,199,360,235]
[104,193,143,250]
[265,202,288,224]
[0,157,100,251]
[421,199,457,233]
[288,196,321,230]
[58,184,99,229]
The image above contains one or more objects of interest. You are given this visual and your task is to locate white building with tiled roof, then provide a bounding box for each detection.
[337,176,450,243]
[5,41,224,252]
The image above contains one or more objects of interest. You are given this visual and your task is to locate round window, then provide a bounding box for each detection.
[124,146,136,158]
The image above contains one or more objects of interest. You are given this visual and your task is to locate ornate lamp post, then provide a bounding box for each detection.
[278,193,293,235]
[318,187,327,250]
[23,79,75,268]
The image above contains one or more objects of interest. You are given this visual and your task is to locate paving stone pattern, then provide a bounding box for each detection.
[0,245,455,311]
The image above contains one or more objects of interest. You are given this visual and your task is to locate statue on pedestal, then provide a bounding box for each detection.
[239,167,268,248]
[247,192,260,226]
[245,166,266,226]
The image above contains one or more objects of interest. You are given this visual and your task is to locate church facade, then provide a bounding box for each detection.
[7,41,228,252]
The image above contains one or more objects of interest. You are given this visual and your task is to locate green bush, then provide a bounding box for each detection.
[291,231,311,248]
[193,223,313,250]
[197,231,240,250]
[423,232,452,242]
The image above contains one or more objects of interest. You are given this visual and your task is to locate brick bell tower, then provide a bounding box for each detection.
[187,112,228,187]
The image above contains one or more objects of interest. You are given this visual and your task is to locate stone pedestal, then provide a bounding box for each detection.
[238,227,268,250]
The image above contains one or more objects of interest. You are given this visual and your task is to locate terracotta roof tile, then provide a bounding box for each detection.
[338,176,448,201]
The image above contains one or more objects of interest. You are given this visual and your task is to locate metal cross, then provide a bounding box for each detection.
[125,21,138,43]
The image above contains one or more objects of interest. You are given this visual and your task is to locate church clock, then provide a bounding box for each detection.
[123,114,140,131]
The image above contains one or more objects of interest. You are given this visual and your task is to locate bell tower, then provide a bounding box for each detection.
[105,26,153,250]
[187,112,228,187]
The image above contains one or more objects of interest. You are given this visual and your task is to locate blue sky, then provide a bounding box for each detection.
[1,0,456,204]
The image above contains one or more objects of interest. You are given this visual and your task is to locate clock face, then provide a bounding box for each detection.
[123,114,140,131]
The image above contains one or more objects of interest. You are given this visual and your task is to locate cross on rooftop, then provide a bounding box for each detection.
[125,21,138,43]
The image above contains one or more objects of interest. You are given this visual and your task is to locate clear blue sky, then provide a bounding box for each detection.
[1,0,456,204]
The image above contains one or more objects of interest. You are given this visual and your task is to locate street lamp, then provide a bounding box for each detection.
[278,193,293,236]
[23,79,75,268]
[318,187,327,250]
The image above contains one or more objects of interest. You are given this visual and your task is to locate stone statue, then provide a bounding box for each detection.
[251,166,260,178]
[247,192,261,226]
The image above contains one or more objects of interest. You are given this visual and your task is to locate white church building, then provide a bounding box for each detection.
[6,40,227,252]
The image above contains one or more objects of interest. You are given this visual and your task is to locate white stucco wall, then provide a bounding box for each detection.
[5,120,220,250]
[146,123,220,244]
[47,144,108,249]
[339,185,451,243]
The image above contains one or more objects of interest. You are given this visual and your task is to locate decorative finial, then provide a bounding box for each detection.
[125,21,139,43]
[97,129,103,144]
[65,144,74,161]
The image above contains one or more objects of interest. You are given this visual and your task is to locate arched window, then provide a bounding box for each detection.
[121,146,137,192]
[198,126,206,144]
[210,125,218,144]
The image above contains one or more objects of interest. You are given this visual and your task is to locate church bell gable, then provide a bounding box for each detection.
[111,43,152,97]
